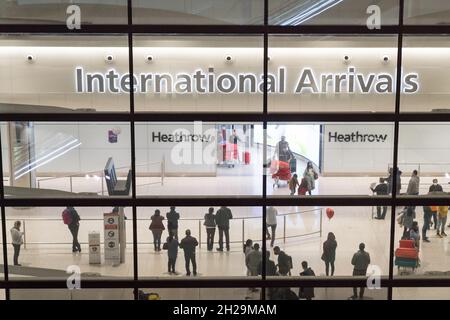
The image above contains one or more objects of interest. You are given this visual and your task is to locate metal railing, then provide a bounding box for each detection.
[4,208,323,249]
[35,157,165,195]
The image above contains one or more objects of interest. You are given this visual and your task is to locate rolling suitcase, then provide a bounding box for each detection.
[243,151,250,165]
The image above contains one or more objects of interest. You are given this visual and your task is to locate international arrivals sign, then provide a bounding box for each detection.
[75,67,420,94]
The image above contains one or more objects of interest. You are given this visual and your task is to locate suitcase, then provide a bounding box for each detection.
[399,239,415,249]
[243,151,250,165]
[395,247,419,259]
[395,257,418,268]
[298,187,308,195]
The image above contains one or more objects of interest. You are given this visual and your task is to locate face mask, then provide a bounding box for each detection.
[433,183,437,186]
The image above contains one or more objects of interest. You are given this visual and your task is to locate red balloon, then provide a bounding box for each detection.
[326,208,335,220]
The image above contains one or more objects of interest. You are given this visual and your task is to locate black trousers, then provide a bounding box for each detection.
[68,223,81,252]
[376,206,387,219]
[352,269,367,298]
[168,257,176,273]
[325,261,335,276]
[206,228,216,251]
[218,226,230,250]
[12,244,21,265]
[184,252,197,275]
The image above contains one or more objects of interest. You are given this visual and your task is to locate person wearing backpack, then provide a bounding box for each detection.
[63,206,81,253]
[203,207,216,251]
[273,246,292,276]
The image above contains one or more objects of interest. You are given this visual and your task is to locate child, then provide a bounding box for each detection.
[288,174,300,195]
[298,177,309,195]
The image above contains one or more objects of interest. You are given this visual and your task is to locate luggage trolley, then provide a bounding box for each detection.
[270,160,292,188]
[394,240,420,274]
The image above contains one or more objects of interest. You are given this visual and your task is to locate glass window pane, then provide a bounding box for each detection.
[0,34,129,114]
[269,0,399,26]
[136,122,263,197]
[394,288,450,300]
[268,35,398,113]
[267,122,394,196]
[0,1,128,24]
[401,36,450,113]
[133,0,264,25]
[133,35,263,113]
[138,206,262,278]
[10,289,134,300]
[6,206,134,280]
[404,1,450,25]
[1,122,131,198]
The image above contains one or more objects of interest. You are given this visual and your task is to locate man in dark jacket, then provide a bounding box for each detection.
[166,206,180,240]
[299,261,315,300]
[429,178,443,192]
[273,246,291,276]
[371,178,389,220]
[215,206,233,251]
[422,205,432,242]
[179,229,199,276]
[351,243,371,300]
[387,168,402,195]
[67,207,81,253]
[258,251,277,276]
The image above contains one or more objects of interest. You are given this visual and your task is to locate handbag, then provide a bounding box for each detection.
[313,172,319,180]
[162,242,169,250]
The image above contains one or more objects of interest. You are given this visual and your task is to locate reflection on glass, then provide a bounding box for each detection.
[2,122,131,198]
[404,1,450,25]
[10,289,133,300]
[267,122,394,196]
[0,1,128,24]
[5,206,134,280]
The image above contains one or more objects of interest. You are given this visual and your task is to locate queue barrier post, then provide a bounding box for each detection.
[22,219,26,249]
[320,208,323,238]
[242,219,245,246]
[70,176,73,193]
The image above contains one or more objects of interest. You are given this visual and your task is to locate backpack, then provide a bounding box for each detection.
[62,208,73,225]
[286,254,293,270]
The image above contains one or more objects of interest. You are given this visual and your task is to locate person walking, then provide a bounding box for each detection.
[10,221,24,266]
[351,243,371,300]
[322,232,337,276]
[266,206,278,247]
[437,206,448,238]
[203,207,216,251]
[63,206,81,253]
[166,206,180,240]
[149,209,165,251]
[303,161,318,195]
[164,234,179,274]
[299,261,315,300]
[273,246,292,276]
[371,178,388,220]
[216,206,233,252]
[179,229,199,276]
[422,206,432,243]
[288,174,300,196]
[406,170,420,196]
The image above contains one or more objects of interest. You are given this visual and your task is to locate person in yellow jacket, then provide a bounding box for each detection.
[437,206,448,238]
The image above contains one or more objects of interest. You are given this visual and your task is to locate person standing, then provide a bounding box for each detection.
[246,243,262,277]
[303,161,318,195]
[288,174,299,196]
[322,232,337,276]
[406,170,420,196]
[10,221,24,266]
[63,206,81,253]
[437,206,448,238]
[387,168,402,195]
[164,234,179,274]
[429,178,443,193]
[371,178,388,220]
[422,206,432,243]
[273,246,292,276]
[166,207,180,240]
[401,206,416,239]
[299,261,315,300]
[266,206,278,247]
[203,207,216,251]
[409,221,421,249]
[149,209,165,251]
[179,229,199,276]
[216,206,233,252]
[429,180,443,229]
[351,243,371,300]
[229,129,242,162]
